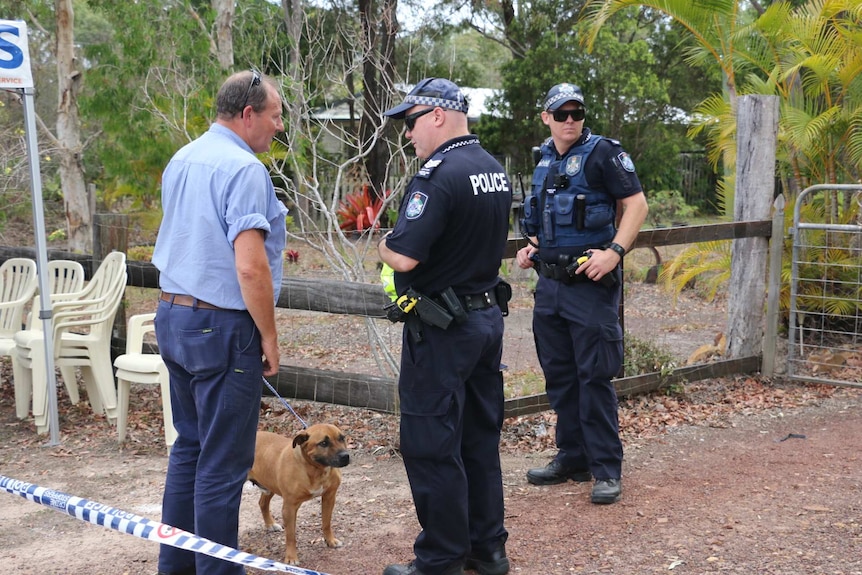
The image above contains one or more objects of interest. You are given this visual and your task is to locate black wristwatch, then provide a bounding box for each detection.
[607,242,626,258]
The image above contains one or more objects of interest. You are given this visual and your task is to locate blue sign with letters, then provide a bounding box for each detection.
[0,20,33,88]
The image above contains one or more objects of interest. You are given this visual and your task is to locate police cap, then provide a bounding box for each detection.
[542,83,586,111]
[384,78,470,119]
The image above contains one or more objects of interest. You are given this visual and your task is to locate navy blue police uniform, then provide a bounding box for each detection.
[385,133,512,574]
[522,126,642,482]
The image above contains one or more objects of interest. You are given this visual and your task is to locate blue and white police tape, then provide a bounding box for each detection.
[0,474,331,575]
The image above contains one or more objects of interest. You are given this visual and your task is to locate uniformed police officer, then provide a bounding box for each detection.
[379,78,512,575]
[516,83,648,504]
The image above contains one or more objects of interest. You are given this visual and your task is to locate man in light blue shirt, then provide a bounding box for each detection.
[152,69,287,575]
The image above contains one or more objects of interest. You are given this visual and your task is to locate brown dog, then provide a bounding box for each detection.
[247,425,350,565]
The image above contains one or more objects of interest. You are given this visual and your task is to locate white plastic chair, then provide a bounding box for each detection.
[11,259,86,419]
[115,312,176,452]
[14,252,128,433]
[0,258,39,384]
[45,259,87,297]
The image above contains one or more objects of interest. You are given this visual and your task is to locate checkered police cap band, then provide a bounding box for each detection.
[384,78,470,118]
[543,83,586,111]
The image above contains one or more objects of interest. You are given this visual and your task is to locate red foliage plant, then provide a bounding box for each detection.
[336,185,389,232]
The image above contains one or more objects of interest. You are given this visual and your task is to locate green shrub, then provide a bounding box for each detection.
[647,189,697,227]
[623,331,677,379]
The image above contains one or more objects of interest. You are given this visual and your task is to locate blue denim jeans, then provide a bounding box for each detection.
[155,299,262,575]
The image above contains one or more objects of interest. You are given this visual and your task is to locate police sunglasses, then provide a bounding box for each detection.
[551,108,586,122]
[404,107,435,131]
[241,69,262,117]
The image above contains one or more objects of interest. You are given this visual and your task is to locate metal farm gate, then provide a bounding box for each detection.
[787,184,862,386]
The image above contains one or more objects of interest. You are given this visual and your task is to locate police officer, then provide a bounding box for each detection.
[516,83,648,504]
[379,78,512,575]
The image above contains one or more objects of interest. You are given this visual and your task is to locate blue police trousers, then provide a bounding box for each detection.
[398,307,508,574]
[155,300,262,575]
[532,274,624,480]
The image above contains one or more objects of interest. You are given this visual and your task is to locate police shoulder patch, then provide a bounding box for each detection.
[405,191,429,219]
[617,152,636,173]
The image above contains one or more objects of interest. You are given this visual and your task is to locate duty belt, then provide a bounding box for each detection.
[458,290,498,311]
[536,261,589,284]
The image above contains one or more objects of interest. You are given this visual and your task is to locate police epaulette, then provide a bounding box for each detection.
[417,158,444,179]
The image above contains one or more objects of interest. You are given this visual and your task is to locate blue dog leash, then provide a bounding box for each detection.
[262,377,308,429]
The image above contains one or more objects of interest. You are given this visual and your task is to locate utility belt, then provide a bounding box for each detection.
[384,281,513,342]
[533,252,618,287]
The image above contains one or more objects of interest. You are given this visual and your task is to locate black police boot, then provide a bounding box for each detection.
[465,543,509,575]
[383,560,464,575]
[526,459,592,485]
[591,478,622,504]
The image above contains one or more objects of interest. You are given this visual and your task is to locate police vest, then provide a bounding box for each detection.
[522,135,616,249]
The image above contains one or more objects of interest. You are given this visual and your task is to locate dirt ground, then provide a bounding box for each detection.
[1,372,861,575]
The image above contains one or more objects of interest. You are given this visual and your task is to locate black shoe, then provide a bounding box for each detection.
[526,460,592,485]
[591,478,622,504]
[383,560,464,575]
[465,545,509,575]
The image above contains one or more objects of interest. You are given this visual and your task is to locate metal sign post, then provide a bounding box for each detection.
[2,19,62,444]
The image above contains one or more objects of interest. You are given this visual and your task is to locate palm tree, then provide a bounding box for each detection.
[581,0,862,201]
[581,0,862,323]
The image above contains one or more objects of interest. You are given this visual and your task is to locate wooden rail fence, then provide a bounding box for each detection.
[0,218,775,417]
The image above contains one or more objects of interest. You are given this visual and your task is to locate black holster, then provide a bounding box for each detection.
[494,279,512,316]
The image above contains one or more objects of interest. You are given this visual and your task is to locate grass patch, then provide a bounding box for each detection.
[504,370,545,399]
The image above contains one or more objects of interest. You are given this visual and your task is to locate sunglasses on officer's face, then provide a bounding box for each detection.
[404,107,435,131]
[551,108,586,122]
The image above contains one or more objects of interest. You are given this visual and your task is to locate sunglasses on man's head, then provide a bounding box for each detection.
[551,108,586,123]
[241,69,262,117]
[404,107,435,131]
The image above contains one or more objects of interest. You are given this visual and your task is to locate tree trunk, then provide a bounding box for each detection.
[378,0,397,206]
[55,0,90,253]
[358,0,399,208]
[212,0,234,70]
[359,0,381,195]
[281,0,303,120]
[280,0,304,218]
[726,95,779,359]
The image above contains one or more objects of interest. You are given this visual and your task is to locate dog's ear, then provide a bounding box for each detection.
[293,431,310,448]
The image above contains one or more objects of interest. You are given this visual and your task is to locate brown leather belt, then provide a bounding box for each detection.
[160,292,222,310]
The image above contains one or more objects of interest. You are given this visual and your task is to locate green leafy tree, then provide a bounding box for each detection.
[582,0,862,197]
[474,5,711,194]
[79,0,292,213]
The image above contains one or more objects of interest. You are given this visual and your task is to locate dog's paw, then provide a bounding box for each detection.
[283,553,299,565]
[325,536,343,548]
[265,523,284,533]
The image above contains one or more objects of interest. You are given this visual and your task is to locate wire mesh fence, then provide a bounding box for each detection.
[787,185,862,387]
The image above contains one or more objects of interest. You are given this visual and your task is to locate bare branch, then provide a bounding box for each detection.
[186,4,219,60]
